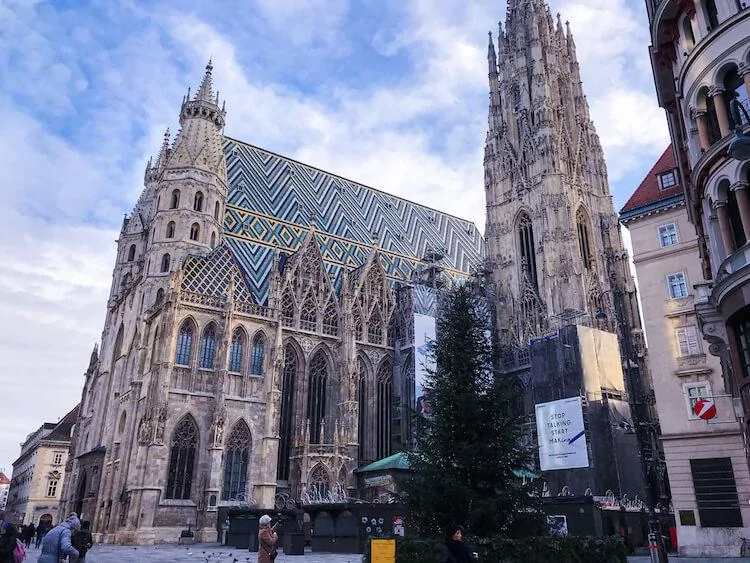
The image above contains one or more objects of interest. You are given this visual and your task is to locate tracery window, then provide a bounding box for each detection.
[127,244,136,262]
[308,351,328,444]
[310,465,330,501]
[300,296,317,331]
[322,300,338,336]
[190,223,200,241]
[517,212,538,290]
[175,322,193,366]
[357,358,368,461]
[277,345,297,480]
[353,308,363,341]
[281,289,294,327]
[250,334,265,375]
[376,362,392,460]
[229,329,245,373]
[170,189,180,209]
[194,192,204,212]
[166,416,198,499]
[222,421,251,501]
[199,324,217,369]
[576,208,593,270]
[368,309,383,345]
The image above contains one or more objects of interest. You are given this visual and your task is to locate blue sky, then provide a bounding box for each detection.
[0,0,669,473]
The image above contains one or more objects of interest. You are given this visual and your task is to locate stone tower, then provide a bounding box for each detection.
[484,0,667,503]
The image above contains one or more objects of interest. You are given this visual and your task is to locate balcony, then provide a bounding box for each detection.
[712,243,750,312]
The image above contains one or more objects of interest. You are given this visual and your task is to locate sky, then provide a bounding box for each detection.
[0,0,670,474]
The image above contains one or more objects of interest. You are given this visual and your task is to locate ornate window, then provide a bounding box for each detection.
[357,358,368,461]
[368,309,383,345]
[127,244,136,262]
[310,465,330,501]
[322,300,338,336]
[166,221,175,238]
[194,192,204,212]
[576,208,593,270]
[376,362,392,460]
[166,416,198,499]
[214,201,220,221]
[170,189,180,209]
[300,296,317,331]
[199,324,217,369]
[250,334,265,375]
[222,421,251,501]
[308,351,328,443]
[161,253,171,273]
[46,478,59,497]
[281,289,294,327]
[190,223,200,241]
[175,321,193,366]
[229,329,245,373]
[517,212,538,289]
[277,345,297,480]
[353,308,363,341]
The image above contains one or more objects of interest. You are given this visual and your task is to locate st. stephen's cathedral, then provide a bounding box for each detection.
[61,0,658,543]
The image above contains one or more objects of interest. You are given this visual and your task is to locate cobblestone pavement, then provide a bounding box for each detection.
[25,543,363,562]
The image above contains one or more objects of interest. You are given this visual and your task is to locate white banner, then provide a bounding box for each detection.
[535,396,589,471]
[414,313,436,416]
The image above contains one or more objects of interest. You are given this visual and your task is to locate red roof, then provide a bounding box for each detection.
[621,146,683,214]
[0,473,10,485]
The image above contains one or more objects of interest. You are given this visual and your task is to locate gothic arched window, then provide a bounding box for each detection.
[353,307,363,341]
[155,288,164,306]
[322,300,338,336]
[277,344,297,480]
[308,351,328,444]
[199,324,217,369]
[229,329,245,373]
[376,362,392,460]
[161,253,171,273]
[300,295,317,331]
[222,420,251,501]
[170,189,180,209]
[166,221,175,238]
[250,334,265,376]
[112,324,124,363]
[175,321,194,366]
[190,223,200,241]
[281,288,294,327]
[576,208,593,270]
[214,201,221,221]
[194,191,204,212]
[517,212,538,290]
[127,244,136,262]
[357,358,368,461]
[166,416,198,499]
[368,309,383,345]
[310,465,331,501]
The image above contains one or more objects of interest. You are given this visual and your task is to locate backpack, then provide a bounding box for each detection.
[13,538,25,563]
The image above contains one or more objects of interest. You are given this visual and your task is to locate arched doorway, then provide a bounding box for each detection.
[75,471,88,518]
[39,514,52,528]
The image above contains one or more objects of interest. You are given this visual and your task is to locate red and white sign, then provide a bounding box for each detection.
[693,399,717,420]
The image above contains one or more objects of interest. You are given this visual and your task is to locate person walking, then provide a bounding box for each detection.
[0,523,19,563]
[71,520,93,562]
[37,515,80,563]
[436,525,477,563]
[257,514,278,563]
[34,522,46,549]
[23,522,35,549]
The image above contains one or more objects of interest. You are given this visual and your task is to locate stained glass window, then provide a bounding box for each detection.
[199,324,217,369]
[357,358,368,461]
[308,352,328,443]
[376,363,392,460]
[175,322,193,366]
[166,416,198,499]
[222,421,251,501]
[277,345,297,480]
[229,330,245,373]
[250,334,265,375]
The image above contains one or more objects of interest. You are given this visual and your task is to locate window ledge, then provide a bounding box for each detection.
[159,499,196,507]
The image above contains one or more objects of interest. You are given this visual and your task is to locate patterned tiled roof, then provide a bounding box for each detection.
[620,146,684,218]
[222,138,484,303]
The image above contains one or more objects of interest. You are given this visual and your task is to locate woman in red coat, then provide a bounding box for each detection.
[257,514,278,563]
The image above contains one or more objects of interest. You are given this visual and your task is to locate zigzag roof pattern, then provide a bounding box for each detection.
[220,137,484,304]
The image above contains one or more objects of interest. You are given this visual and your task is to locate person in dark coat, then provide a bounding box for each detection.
[0,522,19,563]
[34,522,46,549]
[23,522,35,548]
[436,525,477,563]
[71,520,93,562]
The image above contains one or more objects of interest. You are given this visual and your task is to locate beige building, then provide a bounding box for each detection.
[5,407,78,527]
[0,473,10,512]
[621,147,750,556]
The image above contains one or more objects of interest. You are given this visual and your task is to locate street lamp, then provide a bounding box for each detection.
[727,99,750,162]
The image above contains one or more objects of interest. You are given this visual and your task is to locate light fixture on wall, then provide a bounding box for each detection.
[727,99,750,161]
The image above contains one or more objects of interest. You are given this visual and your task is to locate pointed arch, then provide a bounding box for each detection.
[127,244,136,262]
[112,324,124,364]
[376,360,393,460]
[357,355,371,462]
[300,293,318,332]
[175,319,195,366]
[322,299,338,336]
[281,287,295,327]
[210,231,216,248]
[214,201,221,221]
[277,342,299,480]
[250,332,266,376]
[151,325,160,368]
[166,415,198,499]
[190,223,200,241]
[575,206,594,270]
[229,327,246,373]
[368,308,383,345]
[194,191,204,212]
[161,253,171,273]
[309,464,331,500]
[516,210,538,290]
[222,419,252,501]
[170,189,180,209]
[166,221,175,238]
[199,323,217,369]
[155,288,165,306]
[308,350,329,444]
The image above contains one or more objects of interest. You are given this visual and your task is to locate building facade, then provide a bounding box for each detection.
[484,0,665,502]
[5,407,78,527]
[60,64,483,544]
[0,473,10,512]
[622,146,750,556]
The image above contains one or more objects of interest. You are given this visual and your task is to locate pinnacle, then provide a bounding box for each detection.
[195,59,215,103]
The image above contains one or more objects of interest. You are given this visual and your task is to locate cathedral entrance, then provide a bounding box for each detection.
[74,471,87,518]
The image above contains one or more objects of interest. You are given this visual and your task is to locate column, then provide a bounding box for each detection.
[732,182,750,240]
[694,109,711,150]
[710,87,732,137]
[715,200,735,258]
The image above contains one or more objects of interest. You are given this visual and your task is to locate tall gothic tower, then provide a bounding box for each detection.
[484,0,667,503]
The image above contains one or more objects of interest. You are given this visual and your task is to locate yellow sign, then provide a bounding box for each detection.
[371,538,396,563]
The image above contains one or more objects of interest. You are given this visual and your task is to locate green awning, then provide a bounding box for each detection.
[355,452,411,473]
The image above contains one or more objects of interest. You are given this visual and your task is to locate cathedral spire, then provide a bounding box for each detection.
[156,127,171,170]
[195,59,215,103]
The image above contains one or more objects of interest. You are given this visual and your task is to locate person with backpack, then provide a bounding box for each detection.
[70,521,92,562]
[0,522,22,563]
[37,515,79,563]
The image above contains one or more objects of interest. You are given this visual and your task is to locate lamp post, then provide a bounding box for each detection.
[728,99,750,162]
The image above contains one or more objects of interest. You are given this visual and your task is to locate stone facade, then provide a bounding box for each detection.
[60,64,483,544]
